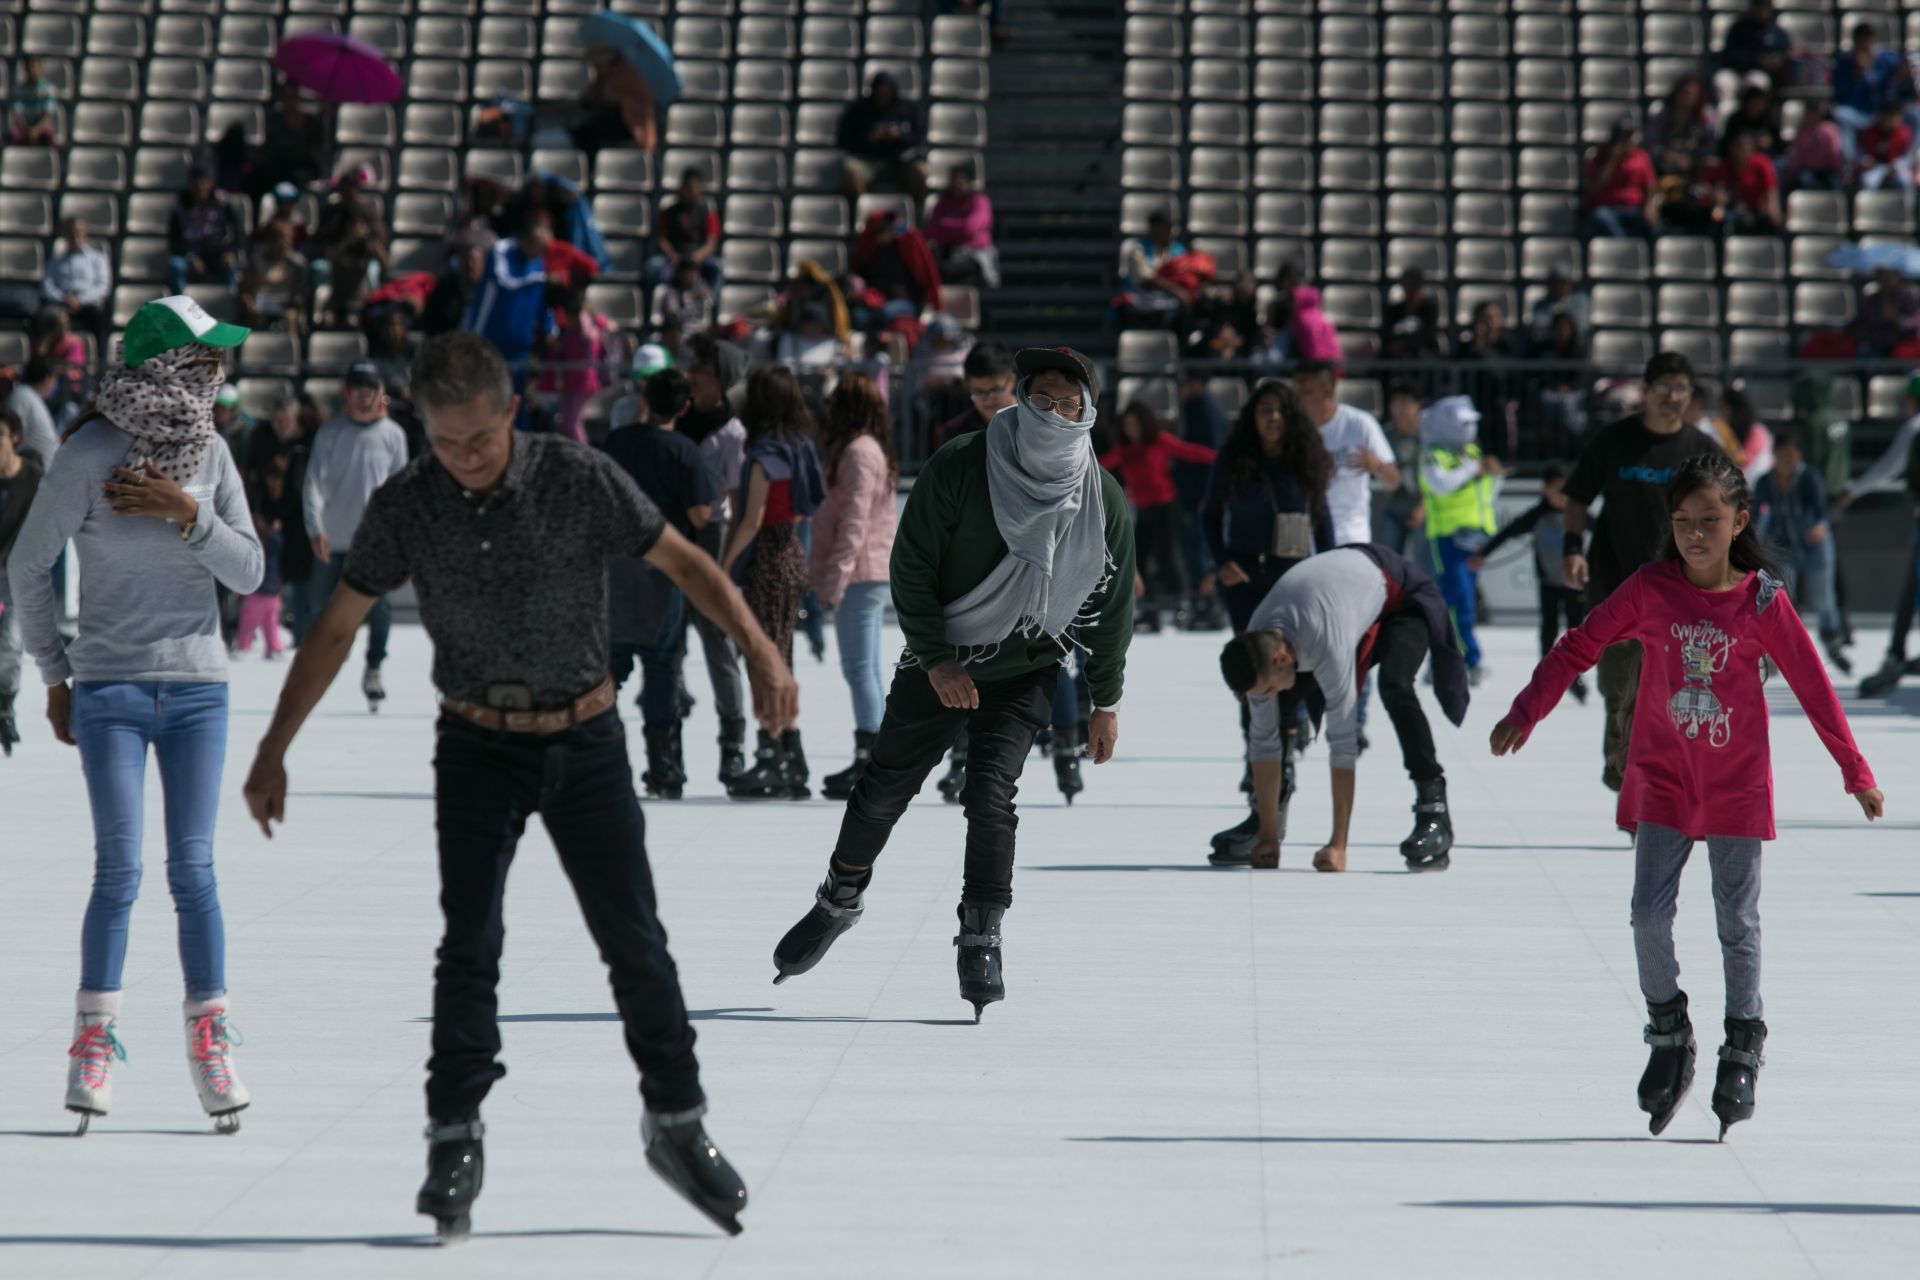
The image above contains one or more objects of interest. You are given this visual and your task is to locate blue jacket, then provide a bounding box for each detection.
[1200,455,1336,569]
[1754,465,1828,552]
[461,240,551,364]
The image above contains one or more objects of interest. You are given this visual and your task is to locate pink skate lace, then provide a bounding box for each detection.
[68,1021,126,1091]
[189,1013,241,1097]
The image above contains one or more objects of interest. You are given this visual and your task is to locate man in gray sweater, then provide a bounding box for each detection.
[304,361,409,709]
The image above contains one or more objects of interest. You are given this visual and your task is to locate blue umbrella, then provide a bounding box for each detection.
[1826,243,1920,279]
[580,10,681,107]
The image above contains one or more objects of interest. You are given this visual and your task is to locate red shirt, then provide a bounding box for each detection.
[1585,146,1656,210]
[1858,120,1913,167]
[1098,435,1217,510]
[1699,152,1778,211]
[543,240,601,288]
[1504,562,1874,840]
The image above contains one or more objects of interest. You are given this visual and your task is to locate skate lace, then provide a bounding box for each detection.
[189,1014,243,1097]
[68,1022,127,1091]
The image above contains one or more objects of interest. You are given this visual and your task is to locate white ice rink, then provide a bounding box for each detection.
[1,620,1916,1279]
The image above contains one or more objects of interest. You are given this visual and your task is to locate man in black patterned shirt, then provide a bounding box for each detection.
[242,333,794,1241]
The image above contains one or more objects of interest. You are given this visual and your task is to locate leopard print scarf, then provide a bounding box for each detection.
[90,344,226,484]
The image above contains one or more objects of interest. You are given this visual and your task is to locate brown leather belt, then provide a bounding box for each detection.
[440,678,616,736]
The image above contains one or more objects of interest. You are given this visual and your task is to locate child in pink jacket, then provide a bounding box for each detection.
[1492,453,1882,1141]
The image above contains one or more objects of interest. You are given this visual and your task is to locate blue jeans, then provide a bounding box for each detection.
[836,581,889,734]
[643,255,725,300]
[1433,534,1483,669]
[1585,206,1653,241]
[308,555,391,666]
[610,587,685,729]
[1050,652,1089,731]
[1781,537,1842,637]
[72,681,230,1000]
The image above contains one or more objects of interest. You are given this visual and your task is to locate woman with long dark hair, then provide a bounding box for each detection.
[1100,401,1216,631]
[810,373,899,799]
[722,366,824,799]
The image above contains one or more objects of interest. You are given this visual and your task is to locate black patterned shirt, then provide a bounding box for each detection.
[342,433,666,707]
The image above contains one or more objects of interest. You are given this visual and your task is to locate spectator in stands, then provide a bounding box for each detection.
[1720,0,1796,89]
[206,124,253,197]
[1784,102,1847,191]
[936,341,1016,451]
[910,314,970,427]
[659,257,715,337]
[316,211,388,330]
[645,169,725,303]
[541,228,602,291]
[6,56,58,146]
[42,219,112,361]
[167,165,244,296]
[366,306,418,405]
[1721,86,1782,157]
[851,211,941,336]
[1119,210,1192,327]
[1382,268,1445,361]
[1831,22,1913,153]
[237,221,312,338]
[1851,265,1920,357]
[1529,265,1592,346]
[923,164,1000,289]
[837,72,929,203]
[1699,129,1783,234]
[1532,312,1591,449]
[1194,315,1248,365]
[1853,99,1915,190]
[1724,386,1776,482]
[773,302,846,370]
[30,310,88,420]
[1286,286,1342,368]
[574,44,660,156]
[212,384,257,462]
[1457,302,1523,453]
[424,237,492,337]
[1584,119,1659,240]
[253,82,330,198]
[536,284,613,446]
[1646,75,1719,183]
[256,183,312,254]
[461,212,554,399]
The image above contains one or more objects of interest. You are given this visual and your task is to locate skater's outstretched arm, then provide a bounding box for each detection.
[648,525,798,734]
[1757,583,1881,816]
[245,583,377,836]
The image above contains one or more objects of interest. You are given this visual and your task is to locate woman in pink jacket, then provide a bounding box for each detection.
[810,373,900,799]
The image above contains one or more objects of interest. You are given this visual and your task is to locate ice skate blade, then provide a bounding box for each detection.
[771,971,788,985]
[1404,853,1451,873]
[70,1110,98,1137]
[212,1109,244,1135]
[646,1158,745,1236]
[1718,1124,1729,1143]
[970,1002,984,1024]
[1640,1077,1693,1136]
[432,1214,472,1245]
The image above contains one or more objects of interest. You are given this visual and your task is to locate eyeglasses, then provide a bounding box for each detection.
[1027,392,1084,416]
[969,384,1010,401]
[1648,379,1693,399]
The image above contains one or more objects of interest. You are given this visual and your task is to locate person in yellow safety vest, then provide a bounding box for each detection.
[1418,395,1504,681]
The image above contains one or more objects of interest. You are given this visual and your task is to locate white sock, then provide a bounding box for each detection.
[76,990,122,1017]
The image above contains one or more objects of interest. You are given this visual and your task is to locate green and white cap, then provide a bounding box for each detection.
[122,296,250,369]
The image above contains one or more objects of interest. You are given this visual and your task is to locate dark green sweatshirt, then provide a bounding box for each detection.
[890,431,1136,706]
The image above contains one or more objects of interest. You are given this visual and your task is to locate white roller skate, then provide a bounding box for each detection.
[185,1002,250,1134]
[66,1005,127,1136]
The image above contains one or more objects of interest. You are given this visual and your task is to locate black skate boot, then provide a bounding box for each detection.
[1859,653,1907,699]
[1210,758,1294,865]
[362,663,386,713]
[1399,776,1453,871]
[727,731,804,800]
[716,716,747,785]
[1637,993,1697,1136]
[641,725,686,800]
[1710,1017,1767,1141]
[676,680,696,720]
[1820,631,1853,675]
[780,728,811,798]
[820,730,875,800]
[0,693,17,756]
[1570,676,1590,704]
[772,864,870,983]
[417,1119,485,1244]
[1052,725,1083,804]
[643,1105,747,1235]
[1032,725,1053,757]
[936,744,967,804]
[953,901,1006,1022]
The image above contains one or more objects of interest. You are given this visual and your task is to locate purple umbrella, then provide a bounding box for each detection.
[271,33,403,105]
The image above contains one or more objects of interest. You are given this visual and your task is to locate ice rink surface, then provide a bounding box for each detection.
[1,620,1916,1279]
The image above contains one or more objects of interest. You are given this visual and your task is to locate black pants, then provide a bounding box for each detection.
[428,710,702,1122]
[1374,612,1443,784]
[1134,503,1187,607]
[1890,517,1920,660]
[833,663,1059,908]
[1538,582,1586,656]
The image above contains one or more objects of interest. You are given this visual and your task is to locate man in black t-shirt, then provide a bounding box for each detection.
[602,368,716,799]
[1561,352,1721,792]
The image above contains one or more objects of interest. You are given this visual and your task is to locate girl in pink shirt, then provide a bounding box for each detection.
[1492,453,1883,1141]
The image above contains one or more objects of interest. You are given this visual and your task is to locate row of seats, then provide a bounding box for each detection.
[1122,0,1920,15]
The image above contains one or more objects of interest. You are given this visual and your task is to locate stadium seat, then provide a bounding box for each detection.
[1652,236,1717,283]
[1385,104,1444,147]
[1792,283,1856,329]
[1725,284,1788,330]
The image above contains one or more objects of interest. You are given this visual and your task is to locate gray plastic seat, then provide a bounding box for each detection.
[1190,147,1249,191]
[1190,58,1250,100]
[1320,193,1381,236]
[1124,15,1183,56]
[1657,284,1720,328]
[930,59,989,101]
[1723,237,1785,281]
[1254,104,1313,146]
[1449,15,1508,55]
[1452,148,1513,191]
[1519,148,1580,192]
[1385,148,1444,192]
[865,16,925,58]
[1387,237,1447,281]
[594,194,655,238]
[1787,192,1848,237]
[1387,58,1444,101]
[3,193,56,239]
[1454,193,1515,237]
[1118,330,1180,374]
[1590,330,1654,371]
[1519,103,1577,147]
[930,14,989,57]
[1449,59,1510,101]
[788,194,849,238]
[407,60,468,103]
[1519,194,1580,235]
[738,16,796,58]
[216,15,276,58]
[1188,103,1248,147]
[722,238,782,285]
[1515,14,1573,56]
[1191,15,1250,56]
[1378,17,1434,57]
[1256,16,1311,53]
[672,17,731,59]
[1793,283,1856,329]
[1642,14,1701,57]
[335,104,396,149]
[1579,14,1637,56]
[1321,239,1383,282]
[1521,237,1583,282]
[1588,238,1650,280]
[1452,103,1512,146]
[1653,236,1718,283]
[1319,104,1378,146]
[75,102,137,148]
[801,16,859,59]
[347,16,406,58]
[733,104,792,148]
[1853,191,1914,236]
[795,102,841,147]
[792,150,843,192]
[1320,59,1378,101]
[800,60,861,102]
[23,13,85,57]
[1385,104,1443,147]
[1725,284,1788,329]
[1322,284,1383,330]
[1592,284,1653,329]
[1321,148,1381,191]
[1254,194,1314,237]
[1255,147,1314,191]
[676,60,730,103]
[402,104,463,148]
[1187,193,1249,236]
[397,148,459,194]
[1386,193,1446,237]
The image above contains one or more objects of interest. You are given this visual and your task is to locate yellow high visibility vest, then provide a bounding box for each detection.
[1419,445,1498,538]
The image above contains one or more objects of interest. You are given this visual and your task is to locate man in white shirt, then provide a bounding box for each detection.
[1844,377,1920,697]
[1293,360,1400,547]
[5,359,60,464]
[41,218,113,358]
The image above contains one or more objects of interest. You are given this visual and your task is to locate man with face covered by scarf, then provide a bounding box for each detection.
[771,348,1136,1020]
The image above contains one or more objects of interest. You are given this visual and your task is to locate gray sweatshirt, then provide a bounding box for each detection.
[1244,547,1388,771]
[303,414,408,552]
[6,420,263,686]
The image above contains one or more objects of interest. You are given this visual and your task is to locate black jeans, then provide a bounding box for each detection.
[1538,582,1586,657]
[1374,611,1443,785]
[833,663,1059,908]
[1135,503,1188,606]
[428,710,702,1122]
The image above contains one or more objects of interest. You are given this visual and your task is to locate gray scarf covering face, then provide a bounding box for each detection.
[940,386,1112,658]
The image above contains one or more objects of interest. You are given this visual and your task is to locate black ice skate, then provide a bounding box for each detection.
[362,663,386,713]
[1399,776,1453,871]
[1637,993,1697,1137]
[727,730,809,800]
[1052,725,1083,804]
[716,717,747,785]
[1710,1018,1767,1141]
[936,746,967,804]
[1209,759,1293,865]
[821,730,875,801]
[1858,654,1910,699]
[954,901,1006,1021]
[417,1119,485,1244]
[772,865,870,983]
[643,1106,747,1235]
[641,725,686,801]
[0,694,17,756]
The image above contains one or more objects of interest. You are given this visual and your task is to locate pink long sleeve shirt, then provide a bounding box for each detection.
[1504,561,1874,840]
[922,192,994,251]
[809,434,897,607]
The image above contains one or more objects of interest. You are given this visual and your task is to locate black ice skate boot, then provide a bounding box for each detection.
[1052,725,1084,804]
[772,864,870,983]
[643,1104,747,1235]
[1637,993,1697,1136]
[417,1119,485,1244]
[716,716,748,785]
[1710,1018,1768,1141]
[362,663,386,713]
[1859,653,1907,699]
[727,731,803,800]
[954,901,1006,1022]
[641,725,686,800]
[936,743,968,804]
[780,728,811,798]
[1399,776,1453,871]
[0,693,17,756]
[821,731,875,800]
[1210,759,1294,865]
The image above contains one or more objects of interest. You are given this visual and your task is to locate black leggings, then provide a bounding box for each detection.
[1538,582,1586,656]
[1374,612,1443,784]
[1134,503,1187,605]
